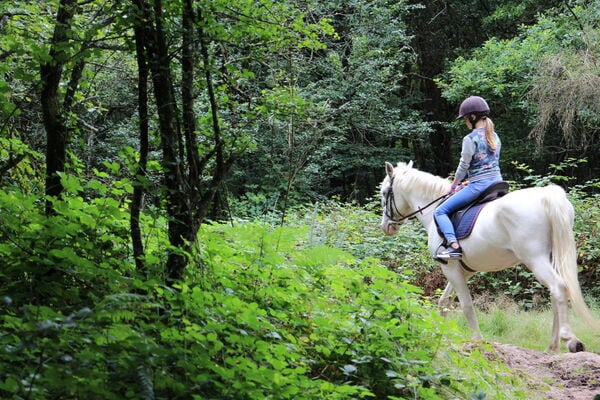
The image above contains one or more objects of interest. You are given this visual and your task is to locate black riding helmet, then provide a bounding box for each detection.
[456,96,490,128]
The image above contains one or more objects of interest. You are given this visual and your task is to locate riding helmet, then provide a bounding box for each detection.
[456,96,490,119]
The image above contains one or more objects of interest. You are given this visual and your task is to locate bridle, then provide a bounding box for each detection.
[383,177,449,225]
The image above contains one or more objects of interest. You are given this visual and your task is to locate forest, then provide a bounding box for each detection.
[0,0,599,398]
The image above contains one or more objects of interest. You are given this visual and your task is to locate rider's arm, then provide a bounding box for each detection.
[452,136,475,188]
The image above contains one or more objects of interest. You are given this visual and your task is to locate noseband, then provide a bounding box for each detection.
[384,178,449,225]
[383,183,410,223]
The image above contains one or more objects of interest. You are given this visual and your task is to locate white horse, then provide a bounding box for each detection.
[380,161,599,352]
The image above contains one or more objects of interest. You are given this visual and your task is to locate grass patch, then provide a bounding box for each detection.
[448,295,600,353]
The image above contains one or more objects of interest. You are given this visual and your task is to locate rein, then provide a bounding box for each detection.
[385,182,449,225]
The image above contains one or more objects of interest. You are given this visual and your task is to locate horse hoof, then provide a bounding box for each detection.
[567,339,585,353]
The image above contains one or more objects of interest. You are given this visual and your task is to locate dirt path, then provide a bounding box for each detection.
[490,343,600,399]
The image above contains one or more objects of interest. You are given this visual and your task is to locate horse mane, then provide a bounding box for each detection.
[394,162,450,198]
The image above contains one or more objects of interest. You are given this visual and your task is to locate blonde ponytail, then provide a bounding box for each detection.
[484,117,497,151]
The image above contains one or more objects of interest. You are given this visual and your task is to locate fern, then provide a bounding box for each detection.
[137,365,155,400]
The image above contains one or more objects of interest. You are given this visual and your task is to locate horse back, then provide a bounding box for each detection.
[493,185,572,222]
[460,185,570,269]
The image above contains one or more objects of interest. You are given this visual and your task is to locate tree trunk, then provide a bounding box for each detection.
[132,0,238,282]
[195,9,235,222]
[131,0,150,273]
[40,0,76,215]
[182,0,200,184]
[143,0,188,280]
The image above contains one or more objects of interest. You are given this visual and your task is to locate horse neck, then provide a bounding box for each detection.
[399,171,449,228]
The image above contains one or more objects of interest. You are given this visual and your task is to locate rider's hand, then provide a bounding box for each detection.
[451,181,469,193]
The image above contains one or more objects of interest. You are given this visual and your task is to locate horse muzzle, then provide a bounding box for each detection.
[381,220,399,236]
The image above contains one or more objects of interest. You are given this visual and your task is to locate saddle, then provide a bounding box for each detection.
[438,181,510,241]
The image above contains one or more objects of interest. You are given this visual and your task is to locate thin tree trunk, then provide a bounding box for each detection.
[131,0,150,273]
[145,0,188,281]
[40,0,76,215]
[195,8,235,222]
[182,0,200,185]
[130,0,238,282]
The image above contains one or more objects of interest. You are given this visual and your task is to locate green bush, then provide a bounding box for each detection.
[0,175,133,307]
[570,181,600,298]
[0,190,526,398]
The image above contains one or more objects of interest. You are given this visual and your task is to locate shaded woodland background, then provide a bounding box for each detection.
[3,0,599,279]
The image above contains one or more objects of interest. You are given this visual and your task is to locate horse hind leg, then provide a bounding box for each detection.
[548,294,583,352]
[527,258,583,352]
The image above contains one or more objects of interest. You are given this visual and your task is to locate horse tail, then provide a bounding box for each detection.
[543,185,600,329]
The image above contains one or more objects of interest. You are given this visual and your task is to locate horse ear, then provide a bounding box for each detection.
[407,160,414,169]
[385,162,394,178]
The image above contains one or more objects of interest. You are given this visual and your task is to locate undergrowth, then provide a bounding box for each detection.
[0,181,528,399]
[1,160,599,398]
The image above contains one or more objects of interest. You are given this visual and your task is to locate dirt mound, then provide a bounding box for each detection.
[491,343,600,399]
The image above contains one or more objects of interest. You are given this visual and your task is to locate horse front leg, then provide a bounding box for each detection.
[441,262,482,340]
[438,282,454,318]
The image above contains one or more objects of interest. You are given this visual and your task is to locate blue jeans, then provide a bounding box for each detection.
[434,177,501,244]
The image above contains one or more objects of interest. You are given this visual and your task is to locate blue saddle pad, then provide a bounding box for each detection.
[436,181,509,242]
[450,203,486,240]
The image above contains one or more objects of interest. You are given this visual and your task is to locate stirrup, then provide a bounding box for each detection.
[436,245,463,259]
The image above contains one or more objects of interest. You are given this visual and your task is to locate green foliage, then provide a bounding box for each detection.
[526,0,600,151]
[0,176,133,306]
[437,0,600,182]
[3,0,600,397]
[569,181,600,298]
[0,183,529,398]
[437,4,581,107]
[0,301,160,399]
[0,137,44,192]
[292,198,436,280]
[184,221,525,399]
[229,0,427,205]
